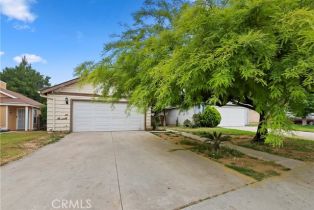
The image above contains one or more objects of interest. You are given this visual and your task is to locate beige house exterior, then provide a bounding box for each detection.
[40,78,152,132]
[0,81,42,131]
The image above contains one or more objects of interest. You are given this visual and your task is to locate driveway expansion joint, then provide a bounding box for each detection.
[111,132,124,210]
[173,181,257,210]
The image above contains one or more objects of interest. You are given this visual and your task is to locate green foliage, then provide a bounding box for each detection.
[192,113,202,127]
[290,94,314,118]
[40,105,47,130]
[200,106,221,127]
[76,0,314,146]
[203,131,231,152]
[183,119,193,127]
[0,58,50,102]
[179,136,242,159]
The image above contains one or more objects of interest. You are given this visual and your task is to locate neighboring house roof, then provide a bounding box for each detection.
[40,78,79,94]
[0,88,42,108]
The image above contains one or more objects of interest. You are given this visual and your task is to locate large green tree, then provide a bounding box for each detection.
[0,57,51,102]
[77,0,314,146]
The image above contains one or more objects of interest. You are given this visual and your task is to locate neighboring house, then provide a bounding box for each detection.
[166,104,260,127]
[40,78,152,132]
[0,81,42,131]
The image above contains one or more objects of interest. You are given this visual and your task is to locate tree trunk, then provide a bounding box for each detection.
[253,112,267,143]
[302,118,307,126]
[163,109,166,126]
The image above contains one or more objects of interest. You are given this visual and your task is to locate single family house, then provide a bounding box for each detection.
[40,78,152,132]
[0,81,42,131]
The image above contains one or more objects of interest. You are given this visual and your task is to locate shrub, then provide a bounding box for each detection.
[203,131,231,152]
[183,119,193,127]
[200,106,221,127]
[192,113,202,127]
[40,105,47,130]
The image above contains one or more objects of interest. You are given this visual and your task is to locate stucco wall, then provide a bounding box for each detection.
[166,105,250,127]
[8,106,17,130]
[0,106,6,128]
[166,106,203,125]
[248,109,260,125]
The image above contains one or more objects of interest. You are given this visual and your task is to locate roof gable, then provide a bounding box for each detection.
[0,88,42,108]
[0,90,17,98]
[40,78,79,94]
[40,78,101,95]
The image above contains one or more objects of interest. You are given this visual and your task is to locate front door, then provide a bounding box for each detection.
[17,108,25,130]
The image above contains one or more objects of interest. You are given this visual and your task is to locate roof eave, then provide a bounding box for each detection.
[40,78,80,94]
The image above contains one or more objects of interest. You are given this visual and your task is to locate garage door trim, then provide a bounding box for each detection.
[70,99,146,131]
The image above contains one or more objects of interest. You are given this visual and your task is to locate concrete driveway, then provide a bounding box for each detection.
[1,132,252,210]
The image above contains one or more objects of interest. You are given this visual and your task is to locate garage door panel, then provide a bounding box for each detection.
[216,107,247,127]
[73,101,144,132]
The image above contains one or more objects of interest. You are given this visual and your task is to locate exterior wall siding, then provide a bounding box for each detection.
[47,94,93,131]
[55,83,96,94]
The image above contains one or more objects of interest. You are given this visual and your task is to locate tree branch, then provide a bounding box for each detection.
[230,100,255,110]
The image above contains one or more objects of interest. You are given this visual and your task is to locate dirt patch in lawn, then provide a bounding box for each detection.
[230,136,314,162]
[153,132,289,181]
[1,132,67,166]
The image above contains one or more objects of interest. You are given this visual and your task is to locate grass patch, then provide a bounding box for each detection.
[234,137,314,161]
[168,127,255,136]
[0,131,67,165]
[173,127,314,162]
[291,124,314,133]
[179,139,244,159]
[225,164,266,181]
[153,131,287,181]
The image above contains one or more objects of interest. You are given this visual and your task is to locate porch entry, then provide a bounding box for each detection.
[17,108,25,130]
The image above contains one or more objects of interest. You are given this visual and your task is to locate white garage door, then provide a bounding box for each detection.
[216,106,248,127]
[72,101,145,132]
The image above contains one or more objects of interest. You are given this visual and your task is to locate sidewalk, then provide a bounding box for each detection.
[183,162,314,210]
[167,129,304,169]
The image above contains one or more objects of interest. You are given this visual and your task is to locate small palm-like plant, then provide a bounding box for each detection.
[203,132,231,152]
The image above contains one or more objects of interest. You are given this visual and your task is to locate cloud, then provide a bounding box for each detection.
[13,23,31,30]
[0,0,37,22]
[0,51,4,56]
[13,53,46,64]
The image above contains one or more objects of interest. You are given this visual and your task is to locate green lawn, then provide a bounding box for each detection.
[168,126,314,161]
[235,137,314,161]
[292,124,314,133]
[167,126,255,136]
[0,131,66,165]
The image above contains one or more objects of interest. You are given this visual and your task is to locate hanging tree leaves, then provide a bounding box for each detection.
[76,0,314,146]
